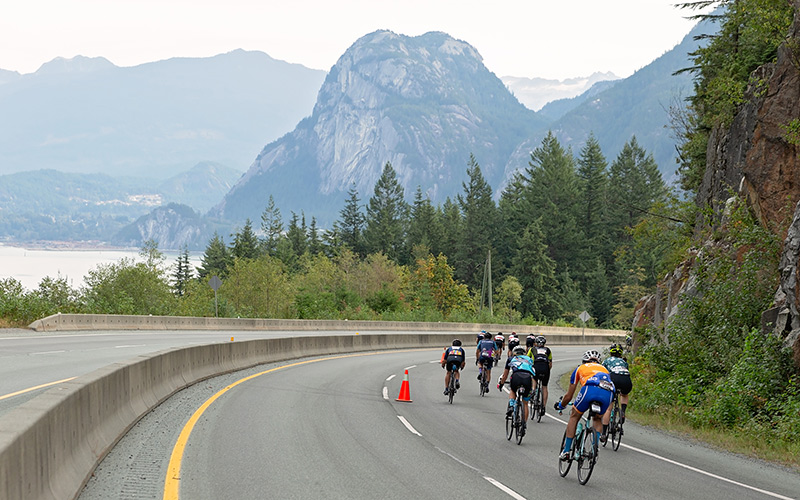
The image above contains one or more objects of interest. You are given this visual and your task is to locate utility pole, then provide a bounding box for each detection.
[480,249,493,316]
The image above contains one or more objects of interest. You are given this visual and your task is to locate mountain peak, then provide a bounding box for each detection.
[35,55,116,76]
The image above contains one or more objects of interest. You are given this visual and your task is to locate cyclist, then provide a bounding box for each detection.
[441,339,466,395]
[477,331,487,346]
[476,332,496,387]
[602,343,632,428]
[525,334,537,351]
[507,333,520,359]
[497,345,536,433]
[493,332,505,366]
[527,335,553,413]
[554,350,614,461]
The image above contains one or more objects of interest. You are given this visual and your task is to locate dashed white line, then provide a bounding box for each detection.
[397,416,421,436]
[404,365,417,370]
[114,344,146,348]
[382,387,389,400]
[385,374,396,382]
[484,477,526,500]
[30,350,66,355]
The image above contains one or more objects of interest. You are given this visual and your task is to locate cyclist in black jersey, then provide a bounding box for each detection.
[526,335,553,412]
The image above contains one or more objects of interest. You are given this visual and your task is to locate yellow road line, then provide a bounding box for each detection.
[163,348,433,500]
[0,377,78,401]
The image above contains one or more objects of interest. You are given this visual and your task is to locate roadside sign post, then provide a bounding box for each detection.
[209,275,222,317]
[579,310,591,340]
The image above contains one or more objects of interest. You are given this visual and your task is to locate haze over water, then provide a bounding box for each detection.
[0,244,200,291]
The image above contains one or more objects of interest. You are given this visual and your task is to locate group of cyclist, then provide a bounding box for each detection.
[440,332,632,461]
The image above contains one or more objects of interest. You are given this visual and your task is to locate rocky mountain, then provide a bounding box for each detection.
[633,8,800,364]
[501,71,619,112]
[111,203,218,250]
[213,30,547,225]
[0,50,326,178]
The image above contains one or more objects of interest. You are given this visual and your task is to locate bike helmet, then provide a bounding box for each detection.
[582,350,601,363]
[525,334,536,348]
[452,339,462,347]
[609,344,623,357]
[484,332,493,340]
[512,346,526,356]
[535,335,546,346]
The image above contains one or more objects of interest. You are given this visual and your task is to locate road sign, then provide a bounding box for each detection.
[209,275,222,291]
[579,310,591,323]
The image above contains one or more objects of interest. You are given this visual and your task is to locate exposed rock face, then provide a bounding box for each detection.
[112,204,212,250]
[636,7,800,364]
[212,30,543,225]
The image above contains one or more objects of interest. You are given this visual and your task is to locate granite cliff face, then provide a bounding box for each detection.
[212,30,543,225]
[635,7,800,364]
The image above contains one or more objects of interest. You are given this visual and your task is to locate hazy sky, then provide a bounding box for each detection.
[0,0,708,80]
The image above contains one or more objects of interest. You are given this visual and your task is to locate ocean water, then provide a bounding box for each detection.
[0,244,201,291]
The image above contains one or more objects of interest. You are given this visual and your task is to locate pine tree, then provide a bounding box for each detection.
[260,195,283,256]
[512,220,562,321]
[308,216,323,256]
[171,246,193,296]
[198,232,231,279]
[364,162,407,261]
[231,219,260,261]
[407,186,441,257]
[438,198,462,264]
[337,184,365,256]
[455,154,498,291]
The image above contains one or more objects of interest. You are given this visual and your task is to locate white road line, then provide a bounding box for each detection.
[544,412,790,499]
[30,350,66,355]
[428,360,440,363]
[484,477,526,500]
[382,387,389,400]
[385,374,396,382]
[397,416,422,436]
[620,443,793,500]
[404,365,417,370]
[114,344,146,348]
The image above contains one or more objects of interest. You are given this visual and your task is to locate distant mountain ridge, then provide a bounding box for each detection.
[213,30,546,224]
[0,50,326,178]
[501,72,620,111]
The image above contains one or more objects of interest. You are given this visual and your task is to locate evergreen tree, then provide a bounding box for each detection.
[456,154,498,291]
[308,217,323,256]
[171,246,193,297]
[198,232,231,279]
[407,186,441,257]
[260,195,283,256]
[524,132,584,281]
[231,219,260,261]
[576,134,609,246]
[438,197,462,263]
[337,184,366,256]
[512,220,562,321]
[286,211,308,258]
[364,162,407,261]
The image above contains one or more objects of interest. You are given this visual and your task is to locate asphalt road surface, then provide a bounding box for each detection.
[80,345,800,500]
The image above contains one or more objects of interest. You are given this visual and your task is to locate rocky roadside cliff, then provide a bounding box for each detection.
[633,4,800,366]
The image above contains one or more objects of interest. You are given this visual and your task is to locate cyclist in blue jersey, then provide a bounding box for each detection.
[554,350,615,461]
[441,339,466,394]
[476,332,496,384]
[497,346,536,429]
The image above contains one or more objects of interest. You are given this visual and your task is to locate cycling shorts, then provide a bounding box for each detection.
[573,384,613,414]
[510,371,533,401]
[533,362,550,386]
[478,355,494,367]
[445,358,463,372]
[609,373,632,395]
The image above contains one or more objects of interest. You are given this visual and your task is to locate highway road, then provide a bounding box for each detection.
[0,328,450,417]
[79,345,800,500]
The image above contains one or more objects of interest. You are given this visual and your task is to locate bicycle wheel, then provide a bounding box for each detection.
[515,404,525,445]
[536,387,544,423]
[611,404,622,451]
[577,425,597,485]
[480,371,487,396]
[448,375,455,404]
[506,411,514,441]
[558,432,572,477]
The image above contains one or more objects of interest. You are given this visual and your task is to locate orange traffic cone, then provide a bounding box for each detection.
[396,369,412,402]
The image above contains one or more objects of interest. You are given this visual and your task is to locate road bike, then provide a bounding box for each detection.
[558,400,600,485]
[602,392,623,451]
[479,364,490,396]
[505,389,526,445]
[445,366,459,404]
[529,377,544,422]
